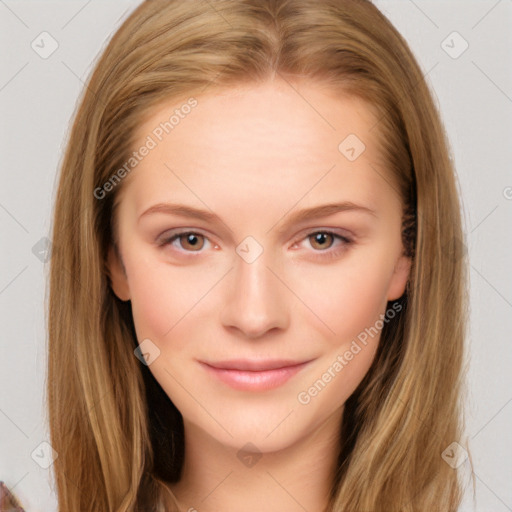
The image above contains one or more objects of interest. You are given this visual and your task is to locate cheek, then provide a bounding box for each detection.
[293,271,385,415]
[125,253,224,346]
[289,257,392,401]
[127,268,175,343]
[289,257,392,344]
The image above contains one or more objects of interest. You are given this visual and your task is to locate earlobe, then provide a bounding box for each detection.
[387,255,412,301]
[106,245,131,301]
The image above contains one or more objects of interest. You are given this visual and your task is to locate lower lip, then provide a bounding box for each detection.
[200,362,310,391]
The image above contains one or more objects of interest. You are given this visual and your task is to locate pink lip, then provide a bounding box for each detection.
[199,359,312,391]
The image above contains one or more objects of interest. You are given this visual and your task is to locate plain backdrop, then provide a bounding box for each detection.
[1,1,511,511]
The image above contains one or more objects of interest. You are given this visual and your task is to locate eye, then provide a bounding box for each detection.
[159,231,211,253]
[157,229,353,259]
[294,230,353,260]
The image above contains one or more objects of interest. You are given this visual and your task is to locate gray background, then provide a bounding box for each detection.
[1,1,511,510]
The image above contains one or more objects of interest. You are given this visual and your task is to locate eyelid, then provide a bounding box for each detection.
[291,226,354,245]
[157,229,215,250]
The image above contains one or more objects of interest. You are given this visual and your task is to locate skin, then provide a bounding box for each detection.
[107,78,411,512]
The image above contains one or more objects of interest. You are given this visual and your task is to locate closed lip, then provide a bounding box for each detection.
[198,358,314,391]
[200,359,312,371]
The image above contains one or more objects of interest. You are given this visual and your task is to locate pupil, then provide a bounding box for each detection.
[316,233,327,244]
[312,232,332,249]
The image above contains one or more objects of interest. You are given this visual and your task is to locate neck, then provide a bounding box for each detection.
[168,407,343,512]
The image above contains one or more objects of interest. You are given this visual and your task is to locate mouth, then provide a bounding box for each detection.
[198,358,313,391]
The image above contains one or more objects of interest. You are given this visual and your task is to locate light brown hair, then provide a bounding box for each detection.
[47,1,472,510]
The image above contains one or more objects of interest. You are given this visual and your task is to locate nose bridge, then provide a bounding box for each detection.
[220,241,289,337]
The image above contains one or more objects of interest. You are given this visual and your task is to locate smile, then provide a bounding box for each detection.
[198,359,313,391]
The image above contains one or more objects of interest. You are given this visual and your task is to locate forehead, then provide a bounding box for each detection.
[136,79,378,157]
[117,79,392,215]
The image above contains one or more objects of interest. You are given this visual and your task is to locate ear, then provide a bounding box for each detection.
[387,254,411,301]
[106,244,131,301]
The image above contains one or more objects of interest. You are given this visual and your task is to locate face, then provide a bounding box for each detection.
[107,78,410,453]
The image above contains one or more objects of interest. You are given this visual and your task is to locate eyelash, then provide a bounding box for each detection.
[157,229,353,261]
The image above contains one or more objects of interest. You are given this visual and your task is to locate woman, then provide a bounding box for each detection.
[47,0,472,510]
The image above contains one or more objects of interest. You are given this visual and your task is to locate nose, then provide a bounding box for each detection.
[220,247,290,339]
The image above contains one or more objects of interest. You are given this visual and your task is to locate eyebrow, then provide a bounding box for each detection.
[138,201,377,233]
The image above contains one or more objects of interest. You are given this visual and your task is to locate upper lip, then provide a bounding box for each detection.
[201,359,312,371]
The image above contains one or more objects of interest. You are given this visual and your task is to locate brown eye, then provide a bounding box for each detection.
[308,232,335,250]
[178,233,205,251]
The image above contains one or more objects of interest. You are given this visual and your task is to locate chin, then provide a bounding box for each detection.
[181,393,340,455]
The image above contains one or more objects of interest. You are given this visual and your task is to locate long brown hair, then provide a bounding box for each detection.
[47,1,472,510]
